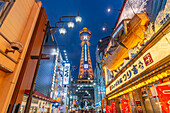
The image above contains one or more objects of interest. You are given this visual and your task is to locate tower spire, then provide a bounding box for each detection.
[78,27,93,79]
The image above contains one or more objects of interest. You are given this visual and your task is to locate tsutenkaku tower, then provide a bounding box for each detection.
[78,27,93,79]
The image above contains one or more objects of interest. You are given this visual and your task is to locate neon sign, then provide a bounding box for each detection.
[63,63,70,85]
[84,44,87,61]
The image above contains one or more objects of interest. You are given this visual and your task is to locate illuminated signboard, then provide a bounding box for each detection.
[84,44,87,62]
[63,63,70,85]
[84,64,88,69]
[106,34,170,95]
[83,35,88,40]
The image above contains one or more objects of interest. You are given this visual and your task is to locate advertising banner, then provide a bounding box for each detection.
[156,84,170,113]
[112,101,117,113]
[63,63,70,85]
[106,34,170,95]
[106,105,112,113]
[121,99,130,113]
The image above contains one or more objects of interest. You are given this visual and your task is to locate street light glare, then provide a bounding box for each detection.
[108,8,111,12]
[59,28,67,35]
[75,16,82,23]
[102,27,106,31]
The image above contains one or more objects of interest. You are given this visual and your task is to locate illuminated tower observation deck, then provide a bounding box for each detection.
[78,27,93,79]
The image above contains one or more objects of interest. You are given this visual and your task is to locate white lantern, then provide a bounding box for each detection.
[67,21,75,29]
[75,16,82,23]
[59,28,67,35]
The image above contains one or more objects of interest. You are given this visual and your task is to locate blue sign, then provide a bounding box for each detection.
[95,102,102,107]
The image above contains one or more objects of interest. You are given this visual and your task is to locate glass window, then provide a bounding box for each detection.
[0,0,15,26]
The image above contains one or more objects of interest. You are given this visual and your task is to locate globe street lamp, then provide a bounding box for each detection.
[75,16,82,23]
[59,27,67,35]
[49,12,82,35]
[67,21,75,29]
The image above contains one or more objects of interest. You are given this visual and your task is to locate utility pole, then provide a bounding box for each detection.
[24,21,49,113]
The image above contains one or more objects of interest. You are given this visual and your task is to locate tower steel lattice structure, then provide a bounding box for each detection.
[78,27,93,79]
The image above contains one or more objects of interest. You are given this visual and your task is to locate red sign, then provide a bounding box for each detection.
[106,105,112,113]
[121,99,131,113]
[112,101,117,113]
[110,86,112,91]
[143,52,153,66]
[156,85,170,113]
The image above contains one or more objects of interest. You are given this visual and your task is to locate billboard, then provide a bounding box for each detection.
[63,63,70,85]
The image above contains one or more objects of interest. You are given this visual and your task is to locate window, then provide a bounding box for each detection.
[0,0,15,26]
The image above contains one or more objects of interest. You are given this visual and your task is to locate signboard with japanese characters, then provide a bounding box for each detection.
[156,83,170,113]
[106,33,170,95]
[121,99,131,113]
[112,101,117,113]
[63,63,70,85]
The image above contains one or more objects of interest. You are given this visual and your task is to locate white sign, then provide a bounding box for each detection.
[106,33,170,95]
[63,63,70,85]
[83,35,88,40]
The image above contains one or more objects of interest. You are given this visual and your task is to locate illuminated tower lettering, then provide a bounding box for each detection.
[78,27,93,79]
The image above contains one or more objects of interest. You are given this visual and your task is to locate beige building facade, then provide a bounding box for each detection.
[0,0,42,112]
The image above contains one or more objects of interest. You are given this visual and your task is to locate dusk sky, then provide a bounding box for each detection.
[41,0,124,78]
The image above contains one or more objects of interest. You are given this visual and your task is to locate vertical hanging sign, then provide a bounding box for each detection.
[156,84,170,113]
[106,105,112,113]
[121,99,131,113]
[112,101,117,113]
[63,63,70,85]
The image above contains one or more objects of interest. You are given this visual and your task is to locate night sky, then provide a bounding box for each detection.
[40,0,124,78]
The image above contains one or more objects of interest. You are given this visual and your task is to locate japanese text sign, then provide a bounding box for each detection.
[121,99,131,113]
[106,35,170,95]
[63,63,70,85]
[156,84,170,113]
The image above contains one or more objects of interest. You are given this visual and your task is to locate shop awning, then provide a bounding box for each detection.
[25,90,58,102]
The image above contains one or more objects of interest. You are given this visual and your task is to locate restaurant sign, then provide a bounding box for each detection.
[106,33,170,95]
[63,63,70,85]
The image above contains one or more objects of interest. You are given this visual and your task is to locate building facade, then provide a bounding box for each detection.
[0,0,42,112]
[103,0,170,112]
[94,36,110,112]
[8,7,61,113]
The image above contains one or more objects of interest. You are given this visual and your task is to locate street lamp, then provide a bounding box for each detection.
[102,27,106,31]
[67,21,75,29]
[75,16,82,23]
[49,12,82,35]
[102,27,114,31]
[107,8,121,12]
[108,8,111,12]
[59,28,67,35]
